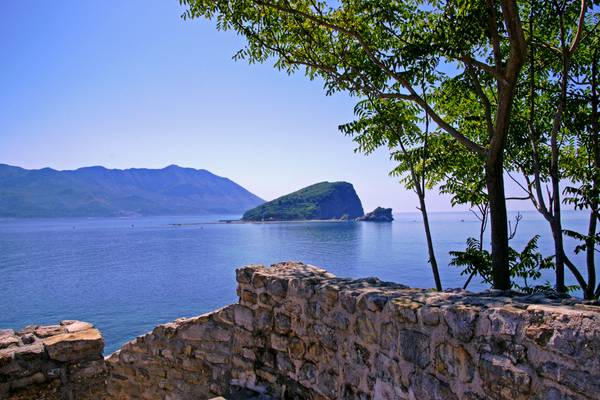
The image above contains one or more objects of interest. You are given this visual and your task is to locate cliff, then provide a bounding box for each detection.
[242,182,364,221]
[356,207,393,222]
[3,263,600,399]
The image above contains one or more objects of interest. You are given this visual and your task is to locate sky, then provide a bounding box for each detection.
[0,0,534,212]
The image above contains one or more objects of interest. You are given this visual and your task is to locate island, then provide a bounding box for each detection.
[356,207,394,222]
[242,181,364,221]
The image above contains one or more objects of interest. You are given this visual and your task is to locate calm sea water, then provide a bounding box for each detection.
[0,211,593,353]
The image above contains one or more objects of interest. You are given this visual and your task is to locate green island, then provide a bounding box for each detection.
[242,181,364,222]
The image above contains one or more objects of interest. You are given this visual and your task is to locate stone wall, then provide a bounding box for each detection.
[105,262,600,400]
[0,320,106,399]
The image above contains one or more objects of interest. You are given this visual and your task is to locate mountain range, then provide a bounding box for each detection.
[0,164,264,217]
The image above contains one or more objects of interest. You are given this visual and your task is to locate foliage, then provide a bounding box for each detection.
[339,96,444,290]
[180,0,534,290]
[242,181,364,221]
[450,235,557,294]
[180,0,600,294]
[502,1,600,297]
[339,98,439,192]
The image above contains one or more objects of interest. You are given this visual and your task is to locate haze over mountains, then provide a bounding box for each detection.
[0,164,264,218]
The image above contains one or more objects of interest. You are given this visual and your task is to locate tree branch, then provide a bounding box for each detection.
[465,64,495,139]
[462,55,508,85]
[254,0,487,156]
[568,0,587,54]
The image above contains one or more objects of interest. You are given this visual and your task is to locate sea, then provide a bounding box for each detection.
[0,210,594,354]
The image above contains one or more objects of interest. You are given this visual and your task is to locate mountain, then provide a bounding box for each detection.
[242,181,364,221]
[0,164,264,217]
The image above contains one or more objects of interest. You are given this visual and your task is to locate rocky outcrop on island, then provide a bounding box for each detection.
[242,181,364,221]
[357,206,393,222]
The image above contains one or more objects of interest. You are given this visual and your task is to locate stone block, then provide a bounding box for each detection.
[64,321,95,333]
[418,307,440,326]
[34,325,66,338]
[538,361,600,396]
[274,312,292,335]
[270,334,289,352]
[479,354,531,400]
[265,278,288,299]
[434,343,473,383]
[0,335,19,349]
[12,342,45,361]
[44,328,103,362]
[444,306,478,342]
[234,305,254,331]
[236,265,263,284]
[410,373,458,400]
[299,361,317,384]
[399,330,430,369]
[288,336,305,359]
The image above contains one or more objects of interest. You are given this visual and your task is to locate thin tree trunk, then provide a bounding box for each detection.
[463,205,488,290]
[395,135,442,292]
[417,193,442,291]
[550,219,567,292]
[586,212,597,299]
[549,8,570,292]
[390,90,442,292]
[588,50,599,299]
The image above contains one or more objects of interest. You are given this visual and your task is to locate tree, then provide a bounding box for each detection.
[561,25,600,299]
[180,0,528,289]
[339,97,443,290]
[506,0,599,298]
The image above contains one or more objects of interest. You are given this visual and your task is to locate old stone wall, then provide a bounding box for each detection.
[0,320,106,399]
[105,262,600,400]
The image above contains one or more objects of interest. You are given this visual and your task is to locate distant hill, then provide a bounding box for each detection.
[0,164,264,217]
[242,181,364,221]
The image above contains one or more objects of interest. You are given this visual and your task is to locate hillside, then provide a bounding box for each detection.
[242,181,364,221]
[0,164,264,217]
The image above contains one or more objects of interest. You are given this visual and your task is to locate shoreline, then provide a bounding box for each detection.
[169,219,354,226]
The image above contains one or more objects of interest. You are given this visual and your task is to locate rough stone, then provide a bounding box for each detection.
[479,354,531,400]
[445,306,478,342]
[44,328,103,362]
[34,325,66,338]
[0,335,19,349]
[0,320,105,400]
[102,263,600,400]
[5,262,599,400]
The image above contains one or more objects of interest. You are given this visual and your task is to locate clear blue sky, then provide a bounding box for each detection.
[0,0,531,212]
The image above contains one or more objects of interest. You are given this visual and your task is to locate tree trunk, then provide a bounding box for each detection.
[586,212,597,299]
[486,1,525,291]
[589,50,599,299]
[550,151,566,293]
[486,155,511,290]
[550,218,567,292]
[549,15,569,292]
[418,194,442,291]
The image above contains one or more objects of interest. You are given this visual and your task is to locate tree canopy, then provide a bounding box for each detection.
[181,0,599,294]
